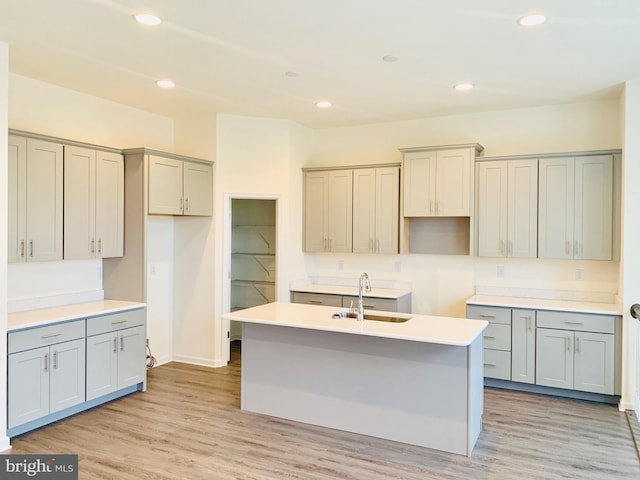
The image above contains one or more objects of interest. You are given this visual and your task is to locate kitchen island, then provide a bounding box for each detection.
[225,302,488,456]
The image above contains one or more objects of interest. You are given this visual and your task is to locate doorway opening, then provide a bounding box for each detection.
[229,198,277,341]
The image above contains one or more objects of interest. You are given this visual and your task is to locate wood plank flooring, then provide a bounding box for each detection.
[9,342,640,479]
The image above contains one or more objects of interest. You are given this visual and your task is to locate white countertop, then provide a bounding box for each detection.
[8,300,146,331]
[466,294,622,315]
[290,283,411,299]
[225,302,487,346]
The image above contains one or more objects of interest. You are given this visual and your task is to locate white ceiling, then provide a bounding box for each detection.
[0,0,639,128]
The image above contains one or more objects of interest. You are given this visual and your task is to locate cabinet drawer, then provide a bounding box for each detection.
[342,295,397,312]
[291,292,343,307]
[483,323,511,351]
[483,349,511,380]
[9,319,85,354]
[467,305,511,325]
[537,310,615,334]
[87,309,146,336]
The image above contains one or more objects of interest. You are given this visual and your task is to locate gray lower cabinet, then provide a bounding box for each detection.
[291,291,411,313]
[86,310,146,401]
[536,311,615,395]
[468,303,619,397]
[8,321,86,429]
[7,307,146,436]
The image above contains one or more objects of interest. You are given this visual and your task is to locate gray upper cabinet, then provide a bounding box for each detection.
[538,155,613,260]
[8,135,63,262]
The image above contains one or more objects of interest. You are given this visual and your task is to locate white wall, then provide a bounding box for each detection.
[7,73,177,364]
[0,41,11,451]
[215,115,311,364]
[620,81,640,412]
[303,100,622,317]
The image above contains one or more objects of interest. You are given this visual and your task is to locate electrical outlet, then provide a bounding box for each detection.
[150,263,157,276]
[497,266,505,278]
[575,268,585,281]
[146,338,150,347]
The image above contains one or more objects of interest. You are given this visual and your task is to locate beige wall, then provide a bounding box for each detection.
[0,41,10,451]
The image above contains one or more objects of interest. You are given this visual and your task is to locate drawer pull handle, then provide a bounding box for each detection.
[484,362,497,367]
[113,337,117,354]
[483,335,497,339]
[111,320,127,325]
[564,321,584,325]
[44,353,49,372]
[41,333,61,339]
[479,314,496,318]
[363,305,375,309]
[53,351,58,369]
[309,300,322,305]
[120,335,124,351]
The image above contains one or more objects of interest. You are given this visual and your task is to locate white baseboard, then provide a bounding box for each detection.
[0,436,11,452]
[171,354,222,368]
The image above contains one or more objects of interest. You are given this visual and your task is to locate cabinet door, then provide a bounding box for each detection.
[49,339,86,413]
[573,331,614,394]
[117,325,146,389]
[183,161,213,216]
[95,151,124,257]
[304,171,329,252]
[477,161,507,257]
[538,158,574,259]
[8,346,49,428]
[403,151,436,216]
[26,139,64,261]
[86,332,118,401]
[536,328,573,389]
[64,145,96,260]
[375,167,400,254]
[511,310,536,384]
[8,135,27,263]
[508,160,538,258]
[352,169,376,253]
[435,148,471,216]
[574,155,613,260]
[148,156,184,215]
[327,170,353,253]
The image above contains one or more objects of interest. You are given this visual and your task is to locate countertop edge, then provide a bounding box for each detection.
[466,295,622,316]
[8,300,147,332]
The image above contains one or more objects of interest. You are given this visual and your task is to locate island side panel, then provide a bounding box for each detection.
[467,334,484,455]
[241,322,475,455]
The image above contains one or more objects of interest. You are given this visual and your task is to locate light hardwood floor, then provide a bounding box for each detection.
[9,343,640,479]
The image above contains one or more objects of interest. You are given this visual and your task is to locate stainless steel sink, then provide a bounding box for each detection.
[333,311,412,323]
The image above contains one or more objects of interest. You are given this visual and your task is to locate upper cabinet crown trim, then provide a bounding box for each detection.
[477,149,622,162]
[9,128,122,154]
[302,162,400,172]
[398,143,484,155]
[122,148,212,165]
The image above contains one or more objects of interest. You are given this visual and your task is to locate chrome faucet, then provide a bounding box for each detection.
[358,272,372,321]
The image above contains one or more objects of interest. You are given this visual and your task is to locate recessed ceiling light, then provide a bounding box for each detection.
[316,101,332,108]
[156,79,175,88]
[134,13,162,26]
[285,71,300,78]
[454,83,473,91]
[382,55,399,63]
[518,13,547,27]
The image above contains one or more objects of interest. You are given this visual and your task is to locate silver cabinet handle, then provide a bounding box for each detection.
[362,304,376,309]
[20,240,25,258]
[113,336,117,353]
[526,316,532,331]
[179,197,184,212]
[574,240,579,258]
[564,321,584,325]
[91,238,95,254]
[484,362,497,367]
[120,335,124,351]
[185,197,189,212]
[437,201,442,215]
[98,238,102,254]
[111,319,127,325]
[41,332,61,339]
[309,300,322,305]
[483,335,496,339]
[29,239,34,258]
[565,336,571,352]
[430,201,435,215]
[53,351,58,369]
[44,352,49,373]
[479,314,496,318]
[565,240,570,256]
[575,336,580,353]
